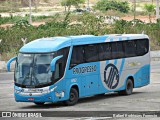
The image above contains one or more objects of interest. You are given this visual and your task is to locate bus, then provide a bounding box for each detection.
[7,34,150,106]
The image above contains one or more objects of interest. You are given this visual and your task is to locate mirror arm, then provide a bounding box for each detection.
[50,55,63,72]
[7,56,17,72]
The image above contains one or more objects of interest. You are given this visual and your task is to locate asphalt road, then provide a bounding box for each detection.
[0,61,160,120]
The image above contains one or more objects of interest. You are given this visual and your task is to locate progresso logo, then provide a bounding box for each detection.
[104,63,119,89]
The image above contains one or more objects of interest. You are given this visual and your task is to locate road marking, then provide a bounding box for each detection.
[0,72,14,74]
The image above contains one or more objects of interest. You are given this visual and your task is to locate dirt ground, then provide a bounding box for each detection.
[0,21,45,28]
[0,15,157,28]
[121,15,157,23]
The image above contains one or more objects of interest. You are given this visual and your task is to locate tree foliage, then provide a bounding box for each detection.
[61,0,85,11]
[144,4,155,22]
[1,13,160,60]
[94,0,130,13]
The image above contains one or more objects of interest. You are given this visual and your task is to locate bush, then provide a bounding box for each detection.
[94,0,130,13]
[0,13,160,60]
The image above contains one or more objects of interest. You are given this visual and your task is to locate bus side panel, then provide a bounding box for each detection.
[52,79,68,102]
[141,65,150,85]
[99,59,128,93]
[65,62,100,98]
[99,53,150,92]
[134,64,150,88]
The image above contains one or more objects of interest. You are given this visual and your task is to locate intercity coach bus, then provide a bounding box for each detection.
[7,34,150,106]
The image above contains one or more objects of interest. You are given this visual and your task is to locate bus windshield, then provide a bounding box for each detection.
[15,53,55,87]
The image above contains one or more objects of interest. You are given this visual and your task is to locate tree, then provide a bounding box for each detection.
[133,0,136,21]
[144,4,155,23]
[94,0,130,13]
[61,0,85,12]
[20,0,38,7]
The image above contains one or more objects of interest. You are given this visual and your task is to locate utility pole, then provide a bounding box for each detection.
[65,0,67,12]
[133,0,136,20]
[156,0,160,19]
[29,0,32,24]
[35,0,38,12]
[11,0,13,13]
[87,0,90,11]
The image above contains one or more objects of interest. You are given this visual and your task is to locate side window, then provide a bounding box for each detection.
[124,41,136,57]
[136,39,149,56]
[111,42,117,59]
[84,44,99,62]
[98,43,111,61]
[52,47,70,83]
[117,41,125,58]
[70,46,84,67]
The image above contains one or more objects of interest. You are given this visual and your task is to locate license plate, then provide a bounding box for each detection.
[28,98,34,101]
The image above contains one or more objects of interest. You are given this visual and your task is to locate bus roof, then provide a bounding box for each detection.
[19,34,149,53]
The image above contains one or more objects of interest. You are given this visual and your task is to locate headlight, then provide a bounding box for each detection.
[15,89,21,94]
[49,86,57,92]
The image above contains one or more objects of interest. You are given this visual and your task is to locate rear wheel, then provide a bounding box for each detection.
[34,102,45,106]
[118,79,133,95]
[64,88,78,106]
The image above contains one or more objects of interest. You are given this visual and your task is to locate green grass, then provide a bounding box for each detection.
[0,15,59,25]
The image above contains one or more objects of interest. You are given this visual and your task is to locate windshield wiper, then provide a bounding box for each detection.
[22,64,32,86]
[21,72,30,85]
[31,70,39,86]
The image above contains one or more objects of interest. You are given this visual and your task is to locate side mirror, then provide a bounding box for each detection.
[6,56,17,72]
[50,55,63,72]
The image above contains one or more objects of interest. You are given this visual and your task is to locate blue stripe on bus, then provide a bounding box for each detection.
[106,60,109,65]
[118,36,127,76]
[119,58,125,76]
[113,37,122,66]
[114,60,117,65]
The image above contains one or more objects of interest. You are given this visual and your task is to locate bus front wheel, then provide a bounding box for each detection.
[64,88,78,106]
[118,79,133,95]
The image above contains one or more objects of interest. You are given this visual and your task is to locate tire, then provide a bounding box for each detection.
[64,88,79,106]
[118,79,133,95]
[34,102,45,105]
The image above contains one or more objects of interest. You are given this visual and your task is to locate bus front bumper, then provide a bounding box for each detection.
[14,92,54,103]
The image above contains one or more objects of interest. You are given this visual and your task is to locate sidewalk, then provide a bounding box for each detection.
[150,51,160,61]
[0,61,15,73]
[0,51,160,72]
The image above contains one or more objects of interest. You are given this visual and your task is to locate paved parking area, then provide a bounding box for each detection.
[0,61,160,119]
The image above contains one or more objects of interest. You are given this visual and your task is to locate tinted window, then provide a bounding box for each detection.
[116,41,125,58]
[84,44,98,62]
[124,41,136,57]
[111,42,117,59]
[111,42,125,59]
[70,46,84,67]
[70,38,149,66]
[98,43,111,60]
[136,39,149,56]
